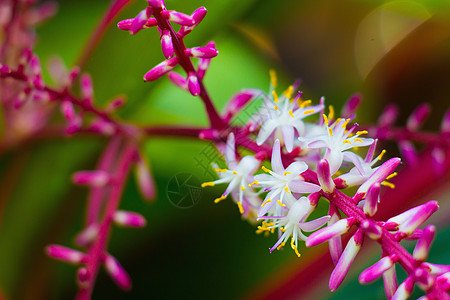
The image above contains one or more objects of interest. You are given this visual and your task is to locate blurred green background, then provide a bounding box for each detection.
[0,0,449,299]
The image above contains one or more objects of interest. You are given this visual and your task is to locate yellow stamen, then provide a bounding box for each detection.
[214,195,227,203]
[284,186,290,193]
[261,199,272,207]
[303,109,315,115]
[328,128,333,136]
[277,200,286,207]
[201,182,215,187]
[291,240,301,258]
[299,100,311,108]
[233,171,237,175]
[378,150,386,161]
[272,90,279,103]
[343,140,351,144]
[277,242,285,251]
[237,202,244,214]
[214,168,227,173]
[283,85,294,99]
[289,110,294,117]
[274,106,278,110]
[342,118,351,129]
[257,226,270,231]
[262,166,271,173]
[248,181,259,187]
[280,227,287,232]
[241,185,245,191]
[269,69,277,88]
[263,221,275,227]
[354,138,363,143]
[323,114,329,126]
[386,172,398,180]
[328,105,335,120]
[335,118,342,124]
[283,171,291,176]
[381,181,396,189]
[356,130,368,135]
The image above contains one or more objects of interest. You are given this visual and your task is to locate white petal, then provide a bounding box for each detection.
[281,125,295,152]
[271,139,284,174]
[225,133,237,169]
[285,161,308,176]
[256,118,278,145]
[299,215,331,232]
[325,149,344,175]
[289,180,321,193]
[343,151,365,176]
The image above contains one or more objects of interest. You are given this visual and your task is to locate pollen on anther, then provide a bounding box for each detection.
[214,168,227,173]
[328,128,333,136]
[289,110,294,117]
[272,90,279,103]
[237,202,244,214]
[381,181,395,189]
[323,114,329,126]
[233,171,238,175]
[241,185,246,191]
[283,171,291,176]
[277,200,286,207]
[284,186,290,193]
[284,85,294,99]
[386,172,398,180]
[261,199,272,207]
[300,100,311,108]
[328,105,335,120]
[262,166,271,173]
[378,150,386,161]
[303,109,314,115]
[356,130,368,135]
[269,69,277,88]
[354,138,363,143]
[343,140,351,144]
[342,119,351,129]
[214,195,227,203]
[274,106,279,110]
[248,181,259,187]
[201,182,215,187]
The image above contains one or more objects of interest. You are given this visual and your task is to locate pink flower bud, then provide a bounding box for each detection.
[436,272,450,291]
[399,140,418,166]
[130,7,152,35]
[191,7,207,24]
[391,201,439,237]
[359,255,397,284]
[147,0,164,9]
[0,63,11,74]
[75,223,99,247]
[77,267,90,287]
[161,29,174,58]
[441,109,450,134]
[383,265,398,299]
[72,170,110,187]
[117,18,133,31]
[185,47,219,58]
[422,263,450,275]
[306,217,355,247]
[13,90,29,109]
[61,100,76,121]
[223,89,259,122]
[80,73,93,102]
[30,55,42,76]
[328,208,343,265]
[361,220,383,240]
[357,157,401,197]
[363,183,380,217]
[114,210,147,228]
[392,277,414,300]
[329,230,364,291]
[414,267,434,290]
[46,245,86,264]
[144,18,158,28]
[144,57,178,81]
[341,93,361,118]
[317,159,335,193]
[105,97,126,113]
[135,154,155,200]
[168,72,188,90]
[164,10,194,26]
[104,254,132,290]
[407,103,430,131]
[65,116,83,135]
[187,72,200,96]
[413,225,435,262]
[196,41,216,78]
[378,104,398,127]
[68,66,80,86]
[198,128,219,140]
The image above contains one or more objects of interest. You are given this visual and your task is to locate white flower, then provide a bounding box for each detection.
[202,133,260,215]
[252,139,321,217]
[255,87,323,152]
[258,196,330,256]
[299,116,374,175]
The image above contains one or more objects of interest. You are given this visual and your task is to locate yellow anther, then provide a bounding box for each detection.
[262,166,271,173]
[343,140,351,144]
[291,243,301,258]
[263,221,275,227]
[214,168,227,173]
[277,200,286,207]
[233,171,237,174]
[214,195,227,203]
[257,225,270,231]
[356,130,368,135]
[272,90,279,103]
[303,109,315,115]
[378,150,386,161]
[241,185,246,191]
[280,227,287,232]
[277,242,285,251]
[386,172,398,180]
[237,202,244,214]
[289,110,294,117]
[342,118,351,129]
[328,127,333,136]
[299,100,311,107]
[269,69,277,88]
[283,171,291,176]
[248,181,259,187]
[261,199,272,207]
[381,181,396,189]
[201,182,215,187]
[274,106,279,110]
[323,114,329,126]
[283,85,294,99]
[328,105,335,120]
[335,118,341,124]
[354,138,363,143]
